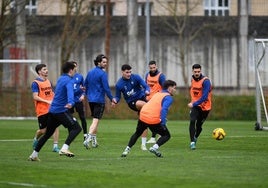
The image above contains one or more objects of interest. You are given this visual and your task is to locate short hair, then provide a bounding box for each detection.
[148,60,156,66]
[121,64,132,71]
[192,64,201,69]
[62,61,76,73]
[162,80,177,90]
[35,64,47,74]
[71,60,78,66]
[94,54,107,66]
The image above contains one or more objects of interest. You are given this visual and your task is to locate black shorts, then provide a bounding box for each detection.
[47,111,79,129]
[37,113,49,129]
[128,96,147,112]
[69,101,86,118]
[89,102,105,119]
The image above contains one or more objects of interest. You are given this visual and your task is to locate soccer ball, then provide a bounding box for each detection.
[212,128,226,140]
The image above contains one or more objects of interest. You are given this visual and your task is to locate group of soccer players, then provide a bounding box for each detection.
[28,54,212,161]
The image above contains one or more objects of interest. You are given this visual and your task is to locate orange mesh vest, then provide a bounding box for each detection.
[34,79,54,117]
[190,77,212,111]
[140,92,170,124]
[146,72,162,100]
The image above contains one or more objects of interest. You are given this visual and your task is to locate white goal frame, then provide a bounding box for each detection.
[254,39,268,131]
[0,59,41,120]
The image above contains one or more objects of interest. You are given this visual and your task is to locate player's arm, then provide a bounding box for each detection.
[101,73,114,101]
[160,96,173,126]
[65,81,75,109]
[113,84,121,104]
[136,74,150,94]
[32,92,52,104]
[159,73,166,86]
[31,82,52,104]
[192,79,211,107]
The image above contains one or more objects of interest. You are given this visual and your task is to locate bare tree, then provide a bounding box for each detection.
[156,0,208,86]
[0,1,15,59]
[60,0,104,66]
[0,0,26,90]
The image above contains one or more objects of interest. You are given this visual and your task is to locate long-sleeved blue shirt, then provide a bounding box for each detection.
[159,90,173,125]
[84,66,113,103]
[115,74,150,104]
[73,73,85,103]
[49,73,75,113]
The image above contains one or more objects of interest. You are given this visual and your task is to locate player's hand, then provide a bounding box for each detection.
[112,98,117,104]
[79,95,85,101]
[64,103,73,109]
[80,86,86,91]
[188,103,193,108]
[111,102,116,108]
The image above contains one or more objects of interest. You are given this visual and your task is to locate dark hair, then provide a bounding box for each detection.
[35,64,47,74]
[121,64,132,71]
[149,60,156,65]
[192,64,201,69]
[162,80,177,90]
[70,60,78,66]
[62,61,76,73]
[94,54,107,66]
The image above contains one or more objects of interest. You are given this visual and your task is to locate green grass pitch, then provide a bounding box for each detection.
[0,119,267,188]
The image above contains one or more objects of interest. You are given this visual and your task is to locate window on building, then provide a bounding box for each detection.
[138,3,152,16]
[90,2,114,16]
[25,0,37,16]
[204,0,229,16]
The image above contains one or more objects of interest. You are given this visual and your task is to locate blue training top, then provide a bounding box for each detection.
[73,73,85,103]
[49,73,75,113]
[115,74,150,104]
[84,66,113,103]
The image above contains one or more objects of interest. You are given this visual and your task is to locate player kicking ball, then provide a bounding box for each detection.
[121,80,177,158]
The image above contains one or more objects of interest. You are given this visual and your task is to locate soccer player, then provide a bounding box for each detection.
[121,80,177,158]
[69,61,88,140]
[113,64,150,150]
[83,54,115,149]
[31,64,60,152]
[188,64,212,150]
[28,61,82,161]
[144,60,166,144]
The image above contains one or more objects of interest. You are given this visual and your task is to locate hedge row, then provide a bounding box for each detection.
[0,91,256,121]
[104,94,256,121]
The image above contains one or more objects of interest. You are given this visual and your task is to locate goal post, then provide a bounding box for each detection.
[0,59,41,119]
[253,39,268,131]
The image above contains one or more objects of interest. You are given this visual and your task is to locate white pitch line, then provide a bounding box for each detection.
[0,181,47,187]
[0,139,32,142]
[77,157,124,161]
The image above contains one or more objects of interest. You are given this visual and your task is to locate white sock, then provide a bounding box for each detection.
[61,144,69,150]
[53,143,58,148]
[31,150,38,158]
[86,133,92,142]
[141,137,147,145]
[152,144,159,149]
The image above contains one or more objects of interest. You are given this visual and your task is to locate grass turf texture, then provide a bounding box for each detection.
[0,119,267,188]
